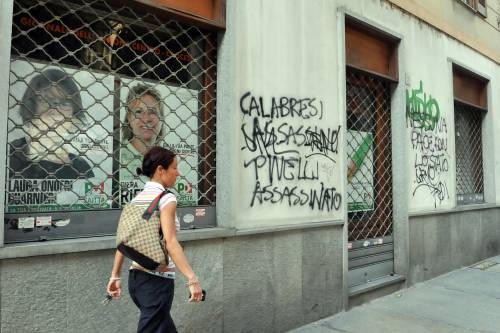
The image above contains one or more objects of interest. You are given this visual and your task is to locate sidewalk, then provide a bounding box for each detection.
[290,255,500,333]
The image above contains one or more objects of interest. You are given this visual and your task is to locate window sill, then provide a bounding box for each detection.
[0,219,346,259]
[0,227,235,260]
[235,219,344,236]
[409,203,500,218]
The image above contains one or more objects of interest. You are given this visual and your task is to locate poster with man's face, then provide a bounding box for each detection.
[119,78,199,206]
[6,59,114,213]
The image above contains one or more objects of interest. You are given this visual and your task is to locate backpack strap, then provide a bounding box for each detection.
[142,190,172,220]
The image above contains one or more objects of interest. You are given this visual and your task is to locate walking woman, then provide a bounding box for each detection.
[107,146,203,332]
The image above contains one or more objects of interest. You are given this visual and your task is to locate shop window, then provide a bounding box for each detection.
[454,102,484,204]
[477,0,487,16]
[4,0,218,242]
[345,19,398,241]
[453,65,488,205]
[458,0,487,17]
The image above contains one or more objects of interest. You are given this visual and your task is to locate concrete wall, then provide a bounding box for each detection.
[218,0,500,222]
[217,0,345,230]
[408,207,500,286]
[402,25,499,211]
[386,0,500,63]
[0,225,343,333]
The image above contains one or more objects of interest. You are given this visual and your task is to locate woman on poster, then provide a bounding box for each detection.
[122,84,165,156]
[120,84,165,203]
[9,68,94,179]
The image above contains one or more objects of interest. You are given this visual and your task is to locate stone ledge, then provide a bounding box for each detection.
[409,203,500,218]
[0,220,344,259]
[235,220,344,236]
[0,227,235,260]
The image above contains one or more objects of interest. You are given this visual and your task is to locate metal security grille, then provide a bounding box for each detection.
[455,101,484,204]
[346,69,394,287]
[4,0,216,237]
[346,70,393,242]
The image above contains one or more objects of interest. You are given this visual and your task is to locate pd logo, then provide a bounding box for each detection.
[177,181,192,194]
[84,182,107,207]
[84,182,105,194]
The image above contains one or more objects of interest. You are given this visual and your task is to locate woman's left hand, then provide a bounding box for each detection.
[188,281,203,303]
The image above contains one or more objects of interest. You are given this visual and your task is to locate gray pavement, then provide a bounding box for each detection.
[290,255,500,333]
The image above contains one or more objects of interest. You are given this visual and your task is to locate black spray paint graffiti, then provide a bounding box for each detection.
[406,81,449,207]
[240,92,324,120]
[240,92,342,212]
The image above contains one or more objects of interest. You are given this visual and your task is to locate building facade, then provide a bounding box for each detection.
[0,0,499,332]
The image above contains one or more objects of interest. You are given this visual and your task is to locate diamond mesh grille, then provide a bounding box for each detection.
[346,70,393,241]
[5,0,216,214]
[455,101,484,201]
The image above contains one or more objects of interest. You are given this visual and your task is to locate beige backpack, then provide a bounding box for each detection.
[116,190,170,270]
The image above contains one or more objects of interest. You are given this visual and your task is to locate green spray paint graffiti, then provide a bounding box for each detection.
[406,81,449,207]
[406,81,440,131]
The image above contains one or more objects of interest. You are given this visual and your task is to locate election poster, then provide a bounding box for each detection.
[119,78,199,206]
[347,130,375,212]
[6,59,114,213]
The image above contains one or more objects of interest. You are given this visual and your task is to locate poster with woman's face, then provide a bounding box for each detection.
[119,79,199,206]
[6,59,114,213]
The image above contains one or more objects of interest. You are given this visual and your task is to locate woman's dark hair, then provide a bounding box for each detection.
[137,146,176,178]
[20,69,86,125]
[123,84,165,143]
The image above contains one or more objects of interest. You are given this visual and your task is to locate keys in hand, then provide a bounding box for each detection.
[101,294,113,305]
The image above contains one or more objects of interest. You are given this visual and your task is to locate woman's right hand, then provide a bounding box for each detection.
[107,279,122,300]
[188,280,203,303]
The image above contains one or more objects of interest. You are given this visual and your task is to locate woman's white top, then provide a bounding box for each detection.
[130,181,180,270]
